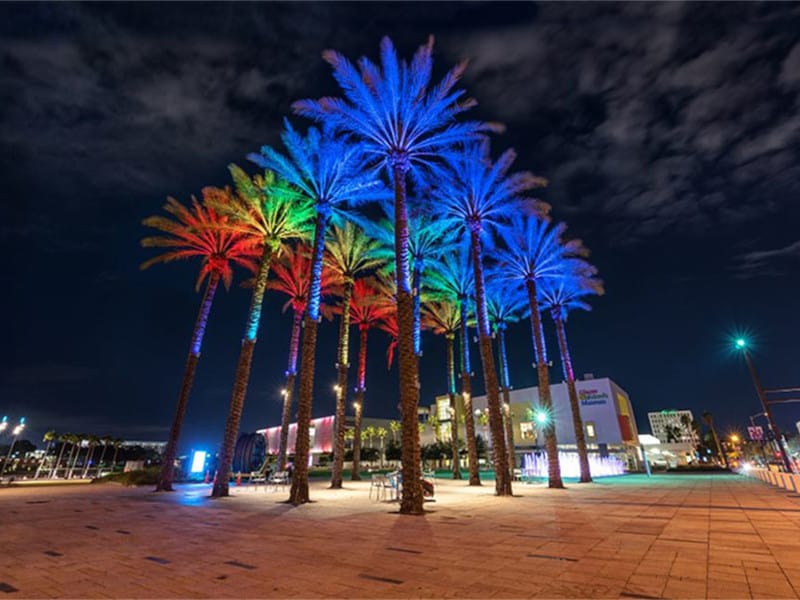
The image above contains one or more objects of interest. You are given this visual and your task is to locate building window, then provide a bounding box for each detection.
[585,421,596,440]
[436,398,451,421]
[520,422,536,441]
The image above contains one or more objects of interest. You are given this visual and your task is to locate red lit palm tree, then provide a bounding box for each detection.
[204,165,315,498]
[325,222,385,488]
[295,37,494,514]
[348,276,395,480]
[267,242,336,470]
[434,140,547,496]
[141,195,261,492]
[538,263,604,483]
[421,300,463,480]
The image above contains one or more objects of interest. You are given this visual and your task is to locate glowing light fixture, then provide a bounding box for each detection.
[736,338,746,349]
[535,411,548,424]
[190,450,207,474]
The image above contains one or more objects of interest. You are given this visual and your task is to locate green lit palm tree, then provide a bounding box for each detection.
[421,300,462,479]
[537,263,604,483]
[205,164,315,498]
[294,36,494,514]
[249,122,386,505]
[434,140,547,496]
[426,244,481,485]
[325,223,385,488]
[141,194,261,492]
[493,216,587,489]
[487,285,530,475]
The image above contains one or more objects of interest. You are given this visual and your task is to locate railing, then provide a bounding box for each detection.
[744,467,800,493]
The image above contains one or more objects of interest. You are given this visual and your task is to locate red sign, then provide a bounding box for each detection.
[748,426,764,441]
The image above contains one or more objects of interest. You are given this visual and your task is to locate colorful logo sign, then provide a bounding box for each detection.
[579,389,608,406]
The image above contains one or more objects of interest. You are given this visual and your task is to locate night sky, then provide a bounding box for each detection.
[3,2,800,454]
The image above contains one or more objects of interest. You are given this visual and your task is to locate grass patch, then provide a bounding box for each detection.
[93,467,160,487]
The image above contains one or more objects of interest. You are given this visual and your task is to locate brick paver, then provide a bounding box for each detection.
[1,474,799,598]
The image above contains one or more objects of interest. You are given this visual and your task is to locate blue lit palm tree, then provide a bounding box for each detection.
[434,140,547,496]
[426,242,481,485]
[293,36,494,515]
[538,261,603,483]
[492,216,586,489]
[249,122,386,505]
[487,283,530,475]
[205,165,315,498]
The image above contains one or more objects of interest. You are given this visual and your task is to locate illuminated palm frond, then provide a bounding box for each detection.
[537,261,604,322]
[267,243,337,314]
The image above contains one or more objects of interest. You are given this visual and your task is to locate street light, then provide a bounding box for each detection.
[735,338,793,472]
[0,416,7,434]
[0,417,26,478]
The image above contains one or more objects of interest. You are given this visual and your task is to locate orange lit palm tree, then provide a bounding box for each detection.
[204,165,315,498]
[141,195,261,492]
[348,276,395,480]
[267,242,336,470]
[421,300,463,479]
[325,222,385,488]
[538,264,604,483]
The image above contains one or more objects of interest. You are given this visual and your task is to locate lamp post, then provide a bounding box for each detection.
[736,339,793,472]
[0,417,26,478]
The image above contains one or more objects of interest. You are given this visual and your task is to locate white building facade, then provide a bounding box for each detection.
[647,409,698,445]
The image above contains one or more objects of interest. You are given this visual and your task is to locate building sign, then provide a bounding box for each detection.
[579,388,608,406]
[748,426,764,441]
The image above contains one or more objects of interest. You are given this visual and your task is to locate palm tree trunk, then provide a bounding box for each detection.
[412,261,423,356]
[51,442,67,478]
[468,229,511,496]
[290,211,330,505]
[446,334,462,479]
[278,309,303,470]
[525,279,563,488]
[96,444,108,476]
[331,279,354,489]
[212,243,275,498]
[82,445,96,479]
[496,328,516,475]
[157,273,220,492]
[553,312,592,483]
[459,301,481,486]
[351,326,368,481]
[392,163,423,515]
[111,446,120,471]
[34,439,53,479]
[68,442,82,478]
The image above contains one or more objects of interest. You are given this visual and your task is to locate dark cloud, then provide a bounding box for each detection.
[734,240,800,279]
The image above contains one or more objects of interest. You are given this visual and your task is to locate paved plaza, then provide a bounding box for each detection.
[1,473,800,599]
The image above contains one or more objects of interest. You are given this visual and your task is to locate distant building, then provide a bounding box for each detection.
[122,440,167,452]
[638,433,696,468]
[647,410,698,445]
[451,376,640,467]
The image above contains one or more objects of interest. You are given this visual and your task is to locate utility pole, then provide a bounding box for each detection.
[737,340,793,472]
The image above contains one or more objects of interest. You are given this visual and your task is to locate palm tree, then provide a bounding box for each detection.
[348,277,395,481]
[205,164,315,498]
[376,427,388,468]
[110,439,123,472]
[96,436,113,475]
[50,433,71,478]
[494,216,586,489]
[249,122,386,505]
[421,300,463,479]
[325,222,385,488]
[68,434,85,479]
[434,141,546,496]
[295,36,493,515]
[82,435,100,479]
[34,430,57,479]
[389,420,401,444]
[141,195,261,492]
[537,266,604,483]
[363,426,377,450]
[487,285,530,475]
[703,411,728,467]
[427,244,481,485]
[267,242,336,471]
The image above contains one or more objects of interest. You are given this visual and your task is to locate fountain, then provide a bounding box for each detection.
[522,451,626,479]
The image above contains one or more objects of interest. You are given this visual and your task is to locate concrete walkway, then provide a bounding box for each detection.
[1,474,799,598]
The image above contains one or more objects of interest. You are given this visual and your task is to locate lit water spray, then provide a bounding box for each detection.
[522,452,626,478]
